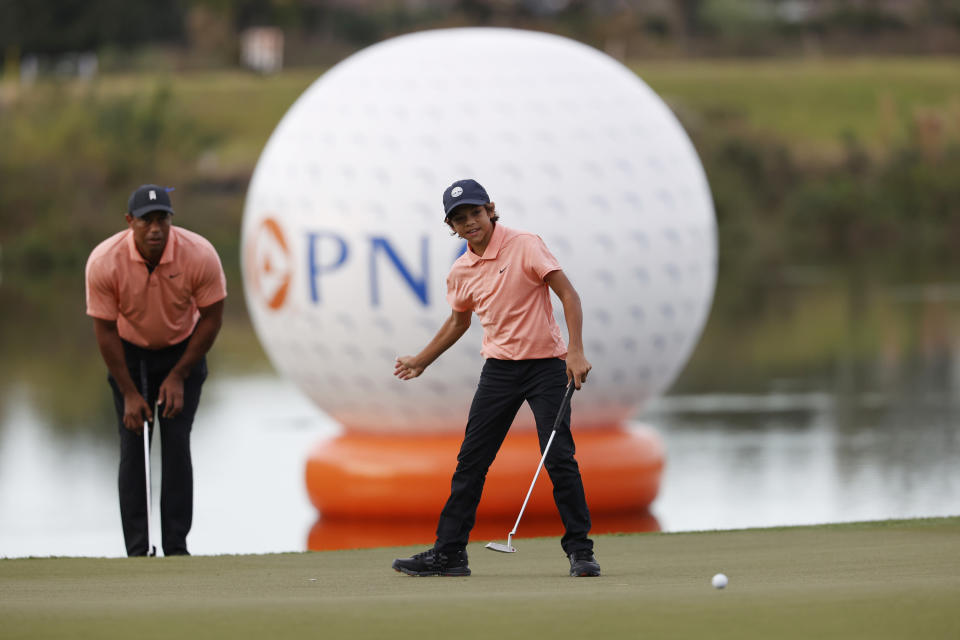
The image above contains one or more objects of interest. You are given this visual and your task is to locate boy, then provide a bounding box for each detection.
[392,178,600,577]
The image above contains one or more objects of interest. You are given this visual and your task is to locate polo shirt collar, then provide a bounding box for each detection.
[462,223,506,266]
[125,226,177,266]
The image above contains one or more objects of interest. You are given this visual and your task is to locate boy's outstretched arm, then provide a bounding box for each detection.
[394,309,472,380]
[545,270,592,389]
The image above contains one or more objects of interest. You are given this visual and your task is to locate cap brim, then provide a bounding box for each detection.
[130,204,174,218]
[444,198,489,216]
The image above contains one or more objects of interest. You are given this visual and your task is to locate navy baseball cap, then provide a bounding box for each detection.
[443,179,490,218]
[128,184,175,218]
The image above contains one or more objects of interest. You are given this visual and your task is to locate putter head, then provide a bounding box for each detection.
[485,541,517,553]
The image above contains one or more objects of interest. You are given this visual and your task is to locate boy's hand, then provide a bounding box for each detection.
[394,356,425,380]
[565,350,592,389]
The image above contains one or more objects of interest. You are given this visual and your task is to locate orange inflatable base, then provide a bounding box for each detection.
[305,425,665,520]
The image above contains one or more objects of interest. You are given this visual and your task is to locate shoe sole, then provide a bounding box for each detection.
[570,564,601,577]
[393,566,471,577]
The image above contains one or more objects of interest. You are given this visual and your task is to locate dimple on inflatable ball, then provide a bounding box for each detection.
[242,28,716,523]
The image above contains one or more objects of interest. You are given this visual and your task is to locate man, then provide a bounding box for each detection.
[392,178,600,577]
[85,184,226,556]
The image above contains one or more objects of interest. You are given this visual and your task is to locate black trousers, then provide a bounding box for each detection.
[435,358,593,555]
[108,338,206,557]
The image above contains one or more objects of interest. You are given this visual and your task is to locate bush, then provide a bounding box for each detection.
[0,81,222,271]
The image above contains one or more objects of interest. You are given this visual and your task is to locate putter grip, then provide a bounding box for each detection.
[555,380,576,432]
[139,360,149,406]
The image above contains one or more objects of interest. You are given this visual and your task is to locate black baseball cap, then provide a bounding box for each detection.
[128,184,175,218]
[443,179,490,218]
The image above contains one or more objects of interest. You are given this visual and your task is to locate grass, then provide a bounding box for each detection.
[11,56,956,166]
[89,69,323,168]
[166,57,960,161]
[634,57,960,156]
[2,517,958,639]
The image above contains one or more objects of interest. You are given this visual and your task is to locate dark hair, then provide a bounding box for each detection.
[445,202,499,234]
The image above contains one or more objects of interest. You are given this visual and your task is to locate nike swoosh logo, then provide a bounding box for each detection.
[499,266,508,274]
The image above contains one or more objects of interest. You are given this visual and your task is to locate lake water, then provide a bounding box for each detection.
[1,274,958,557]
[2,374,957,558]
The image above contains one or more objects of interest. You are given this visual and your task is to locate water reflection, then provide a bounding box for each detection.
[2,372,957,558]
[649,392,960,532]
[0,376,330,557]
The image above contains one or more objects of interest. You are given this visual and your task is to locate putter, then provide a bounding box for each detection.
[140,362,157,558]
[486,380,577,553]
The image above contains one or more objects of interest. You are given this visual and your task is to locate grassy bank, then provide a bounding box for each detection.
[2,56,959,408]
[2,56,957,269]
[2,517,958,639]
[637,57,960,157]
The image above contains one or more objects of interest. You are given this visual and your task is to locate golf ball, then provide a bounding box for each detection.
[242,27,717,432]
[712,573,728,589]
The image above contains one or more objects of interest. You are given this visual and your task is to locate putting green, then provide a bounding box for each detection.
[2,517,958,639]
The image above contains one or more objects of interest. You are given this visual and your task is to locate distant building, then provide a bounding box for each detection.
[241,27,284,74]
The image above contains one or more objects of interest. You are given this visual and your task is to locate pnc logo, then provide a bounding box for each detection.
[245,214,470,311]
[246,216,292,311]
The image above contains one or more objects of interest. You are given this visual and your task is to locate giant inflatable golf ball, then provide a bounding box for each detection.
[241,28,716,527]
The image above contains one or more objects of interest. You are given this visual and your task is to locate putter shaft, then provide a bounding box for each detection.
[487,381,576,553]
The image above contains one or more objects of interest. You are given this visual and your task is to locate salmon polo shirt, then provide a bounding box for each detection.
[446,223,567,361]
[85,226,227,349]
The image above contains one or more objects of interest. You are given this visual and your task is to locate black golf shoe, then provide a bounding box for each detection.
[568,549,601,577]
[392,547,471,577]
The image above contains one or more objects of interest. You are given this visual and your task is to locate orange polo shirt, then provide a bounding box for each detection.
[446,224,567,361]
[85,226,227,349]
